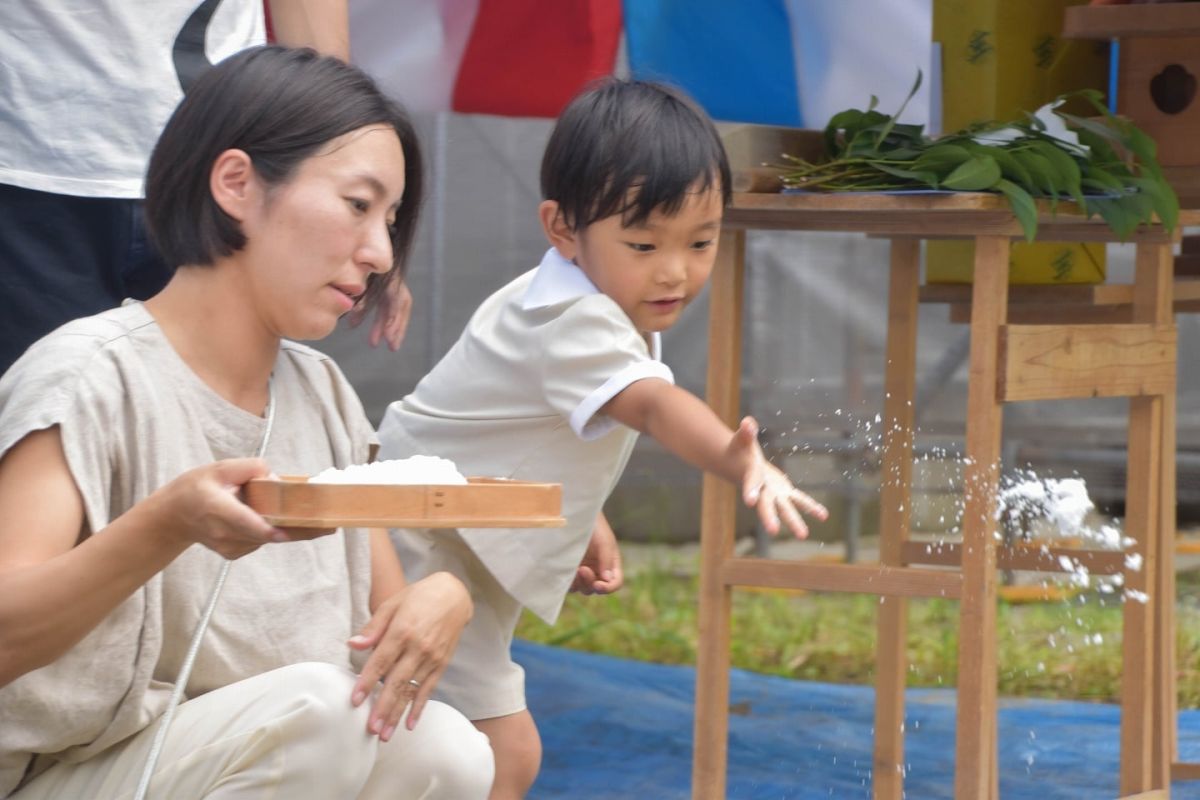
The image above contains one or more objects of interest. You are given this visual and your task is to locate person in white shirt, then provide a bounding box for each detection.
[376,78,829,800]
[0,0,410,377]
[0,47,491,799]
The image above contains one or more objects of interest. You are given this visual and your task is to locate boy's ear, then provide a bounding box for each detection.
[209,148,258,222]
[538,200,578,260]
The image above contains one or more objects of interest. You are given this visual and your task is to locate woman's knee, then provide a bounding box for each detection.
[363,700,495,799]
[256,663,377,778]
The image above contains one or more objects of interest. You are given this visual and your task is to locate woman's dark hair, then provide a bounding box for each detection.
[540,79,731,231]
[145,45,423,312]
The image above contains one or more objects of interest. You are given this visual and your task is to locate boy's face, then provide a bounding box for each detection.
[571,185,724,334]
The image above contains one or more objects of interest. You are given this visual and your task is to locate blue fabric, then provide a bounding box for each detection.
[622,0,803,127]
[518,639,1200,799]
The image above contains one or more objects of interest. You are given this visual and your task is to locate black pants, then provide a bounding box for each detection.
[0,183,172,376]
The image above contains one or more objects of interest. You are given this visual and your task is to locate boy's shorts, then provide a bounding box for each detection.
[390,527,527,721]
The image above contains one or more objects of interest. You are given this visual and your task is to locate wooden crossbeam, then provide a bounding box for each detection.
[949,303,1200,325]
[1116,791,1167,800]
[720,558,962,599]
[998,323,1176,402]
[900,541,1126,575]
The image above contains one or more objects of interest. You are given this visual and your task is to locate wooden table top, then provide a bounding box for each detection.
[723,191,1200,243]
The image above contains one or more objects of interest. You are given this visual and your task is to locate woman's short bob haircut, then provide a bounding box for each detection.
[145,46,422,313]
[540,78,731,232]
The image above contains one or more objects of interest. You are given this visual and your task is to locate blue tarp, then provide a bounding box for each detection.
[517,639,1200,799]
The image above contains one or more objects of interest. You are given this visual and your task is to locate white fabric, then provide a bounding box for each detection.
[10,662,494,800]
[0,302,375,797]
[786,0,932,131]
[525,248,669,439]
[377,248,674,623]
[520,247,604,310]
[0,1,265,198]
[350,0,480,113]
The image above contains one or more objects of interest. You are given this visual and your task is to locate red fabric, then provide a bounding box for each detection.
[451,0,622,118]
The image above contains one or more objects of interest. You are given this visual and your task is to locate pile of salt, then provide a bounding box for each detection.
[309,455,467,485]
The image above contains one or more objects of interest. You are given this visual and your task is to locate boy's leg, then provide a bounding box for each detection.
[13,662,491,800]
[473,711,542,800]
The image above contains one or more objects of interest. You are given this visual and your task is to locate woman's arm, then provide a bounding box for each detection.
[0,428,280,687]
[367,528,406,611]
[602,379,828,537]
[349,529,473,740]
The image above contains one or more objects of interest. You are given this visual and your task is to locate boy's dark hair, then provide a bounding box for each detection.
[144,45,423,313]
[540,79,731,231]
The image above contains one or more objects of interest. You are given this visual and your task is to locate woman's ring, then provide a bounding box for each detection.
[407,678,421,689]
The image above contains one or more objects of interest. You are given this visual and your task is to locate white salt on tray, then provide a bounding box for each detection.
[309,455,468,485]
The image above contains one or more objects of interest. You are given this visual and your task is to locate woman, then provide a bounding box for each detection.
[0,46,493,799]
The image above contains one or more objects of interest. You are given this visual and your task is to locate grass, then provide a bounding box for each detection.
[516,559,1200,706]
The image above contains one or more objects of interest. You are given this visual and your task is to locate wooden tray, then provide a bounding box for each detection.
[243,476,565,528]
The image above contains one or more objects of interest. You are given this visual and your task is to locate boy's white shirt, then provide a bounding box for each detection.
[378,247,673,623]
[521,248,669,439]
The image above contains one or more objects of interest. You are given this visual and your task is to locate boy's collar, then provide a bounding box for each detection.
[521,246,662,360]
[522,247,600,310]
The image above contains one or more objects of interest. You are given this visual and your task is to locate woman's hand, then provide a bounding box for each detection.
[149,458,293,558]
[347,571,473,740]
[728,416,829,538]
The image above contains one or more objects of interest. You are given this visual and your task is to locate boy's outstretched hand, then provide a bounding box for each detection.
[570,512,624,595]
[730,416,829,538]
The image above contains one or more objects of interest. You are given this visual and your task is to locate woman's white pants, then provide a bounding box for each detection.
[12,662,495,799]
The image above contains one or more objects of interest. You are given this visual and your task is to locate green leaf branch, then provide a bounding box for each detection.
[781,78,1179,241]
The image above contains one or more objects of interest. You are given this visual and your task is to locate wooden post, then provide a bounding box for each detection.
[954,235,1010,800]
[1154,382,1178,786]
[692,229,745,800]
[873,239,921,799]
[1121,242,1173,794]
[1155,255,1179,784]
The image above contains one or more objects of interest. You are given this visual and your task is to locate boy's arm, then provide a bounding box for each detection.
[601,378,828,538]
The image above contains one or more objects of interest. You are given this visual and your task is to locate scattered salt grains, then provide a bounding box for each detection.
[309,455,468,485]
[999,474,1092,537]
[1124,589,1150,604]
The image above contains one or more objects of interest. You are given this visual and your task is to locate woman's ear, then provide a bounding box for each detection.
[209,149,257,222]
[538,200,578,260]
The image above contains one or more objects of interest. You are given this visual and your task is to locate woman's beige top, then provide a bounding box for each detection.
[377,248,674,624]
[0,302,375,797]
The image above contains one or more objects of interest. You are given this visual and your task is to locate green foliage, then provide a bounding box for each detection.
[780,77,1179,241]
[517,560,1200,706]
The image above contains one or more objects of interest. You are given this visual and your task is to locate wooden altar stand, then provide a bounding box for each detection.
[691,191,1200,799]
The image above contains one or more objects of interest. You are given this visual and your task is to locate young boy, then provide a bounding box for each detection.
[377,79,828,798]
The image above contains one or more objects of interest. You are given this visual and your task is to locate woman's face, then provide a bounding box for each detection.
[238,124,406,341]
